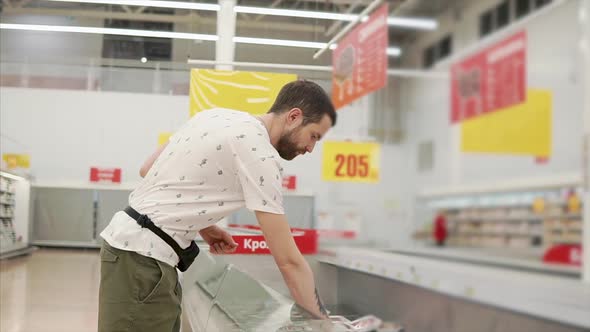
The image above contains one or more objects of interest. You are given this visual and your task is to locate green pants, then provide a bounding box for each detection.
[98,241,182,332]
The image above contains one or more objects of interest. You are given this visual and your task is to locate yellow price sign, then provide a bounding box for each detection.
[322,141,380,183]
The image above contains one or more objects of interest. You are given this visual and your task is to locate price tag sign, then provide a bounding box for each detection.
[322,141,380,183]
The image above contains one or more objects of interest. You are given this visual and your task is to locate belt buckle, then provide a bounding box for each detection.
[137,214,151,228]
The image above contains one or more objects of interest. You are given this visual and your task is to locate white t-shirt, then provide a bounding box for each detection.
[100,108,285,267]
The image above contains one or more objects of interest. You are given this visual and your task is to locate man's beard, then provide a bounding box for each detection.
[276,127,305,160]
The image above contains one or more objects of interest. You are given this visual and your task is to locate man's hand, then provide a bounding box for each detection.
[198,225,238,254]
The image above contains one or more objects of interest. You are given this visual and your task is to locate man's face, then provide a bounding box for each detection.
[277,114,332,160]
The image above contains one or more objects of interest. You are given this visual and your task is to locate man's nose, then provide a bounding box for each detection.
[306,142,316,153]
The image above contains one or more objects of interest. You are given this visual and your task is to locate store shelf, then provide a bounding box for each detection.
[418,173,581,198]
[450,214,581,223]
[454,232,541,237]
[0,170,31,259]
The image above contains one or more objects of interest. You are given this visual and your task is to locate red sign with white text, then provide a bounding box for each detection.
[332,4,388,109]
[451,31,527,123]
[543,244,582,266]
[227,224,317,254]
[90,167,122,183]
[282,175,297,190]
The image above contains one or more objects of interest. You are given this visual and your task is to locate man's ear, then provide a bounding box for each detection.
[286,108,303,125]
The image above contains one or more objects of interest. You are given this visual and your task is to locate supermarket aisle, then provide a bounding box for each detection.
[0,248,100,332]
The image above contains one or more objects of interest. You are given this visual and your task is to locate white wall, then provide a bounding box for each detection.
[0,86,407,245]
[0,88,188,183]
[392,0,584,235]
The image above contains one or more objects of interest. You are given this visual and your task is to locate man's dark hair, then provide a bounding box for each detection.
[268,80,337,126]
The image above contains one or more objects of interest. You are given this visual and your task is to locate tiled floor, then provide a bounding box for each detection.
[0,248,101,332]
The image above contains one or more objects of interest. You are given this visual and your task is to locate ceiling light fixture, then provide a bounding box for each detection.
[41,0,437,30]
[0,23,219,40]
[46,0,220,11]
[0,23,402,56]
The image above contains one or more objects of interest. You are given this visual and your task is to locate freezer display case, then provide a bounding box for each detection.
[181,246,402,332]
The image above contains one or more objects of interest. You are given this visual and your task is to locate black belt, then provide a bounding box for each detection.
[124,206,199,272]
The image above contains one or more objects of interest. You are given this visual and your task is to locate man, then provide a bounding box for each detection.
[98,80,337,331]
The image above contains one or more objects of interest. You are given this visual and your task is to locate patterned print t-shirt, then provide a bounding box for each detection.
[100,108,284,267]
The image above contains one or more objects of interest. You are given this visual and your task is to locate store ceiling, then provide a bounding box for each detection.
[0,0,468,56]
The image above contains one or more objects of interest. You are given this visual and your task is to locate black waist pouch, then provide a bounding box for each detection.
[124,206,200,272]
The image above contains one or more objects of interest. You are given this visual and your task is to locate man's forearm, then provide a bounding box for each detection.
[278,260,329,319]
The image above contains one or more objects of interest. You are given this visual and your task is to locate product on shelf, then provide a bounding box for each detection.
[421,186,583,253]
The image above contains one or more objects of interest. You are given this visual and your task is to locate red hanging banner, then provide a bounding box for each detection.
[332,3,388,109]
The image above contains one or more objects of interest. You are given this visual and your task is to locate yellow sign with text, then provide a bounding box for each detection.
[189,69,297,117]
[322,141,380,183]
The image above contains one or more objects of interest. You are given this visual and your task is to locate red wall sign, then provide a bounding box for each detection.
[227,224,317,255]
[543,244,582,266]
[90,167,122,183]
[451,31,527,123]
[332,3,388,110]
[282,175,297,190]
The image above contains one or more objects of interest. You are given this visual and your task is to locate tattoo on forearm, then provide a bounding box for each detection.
[314,288,328,317]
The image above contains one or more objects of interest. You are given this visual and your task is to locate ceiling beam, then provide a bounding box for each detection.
[253,0,283,22]
[2,6,327,33]
[325,0,364,36]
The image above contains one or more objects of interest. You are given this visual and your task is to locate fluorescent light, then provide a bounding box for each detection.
[45,0,220,11]
[234,36,327,49]
[235,37,401,57]
[0,23,219,41]
[387,48,402,56]
[41,0,436,30]
[329,43,401,57]
[235,6,436,30]
[234,6,357,21]
[0,23,402,56]
[387,17,438,30]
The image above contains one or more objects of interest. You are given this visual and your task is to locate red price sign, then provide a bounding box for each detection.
[322,142,380,183]
[90,167,122,183]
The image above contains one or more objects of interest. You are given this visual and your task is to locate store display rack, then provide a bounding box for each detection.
[416,175,583,250]
[0,170,32,259]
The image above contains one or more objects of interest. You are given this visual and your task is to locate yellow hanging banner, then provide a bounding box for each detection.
[2,154,30,169]
[158,132,172,146]
[461,89,552,156]
[322,141,380,183]
[189,69,297,117]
